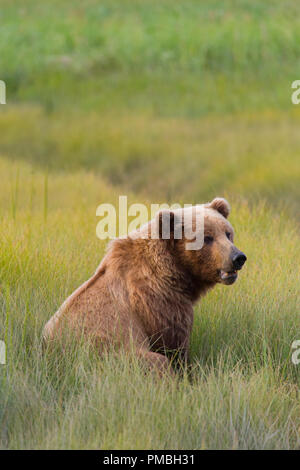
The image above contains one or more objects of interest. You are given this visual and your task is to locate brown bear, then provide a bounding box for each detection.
[43,198,246,373]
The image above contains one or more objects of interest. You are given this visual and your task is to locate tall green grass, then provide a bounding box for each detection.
[0,158,299,449]
[1,107,299,212]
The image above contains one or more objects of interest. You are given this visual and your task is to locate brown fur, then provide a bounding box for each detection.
[43,198,245,374]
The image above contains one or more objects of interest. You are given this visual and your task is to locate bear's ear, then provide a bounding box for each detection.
[157,210,176,239]
[209,198,230,218]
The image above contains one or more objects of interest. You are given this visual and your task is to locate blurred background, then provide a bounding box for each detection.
[0,0,299,213]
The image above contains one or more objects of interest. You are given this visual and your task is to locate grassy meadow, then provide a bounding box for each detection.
[0,0,300,449]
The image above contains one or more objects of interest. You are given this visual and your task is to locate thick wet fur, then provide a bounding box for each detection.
[43,198,246,374]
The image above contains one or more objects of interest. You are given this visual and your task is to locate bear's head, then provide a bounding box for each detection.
[157,198,247,287]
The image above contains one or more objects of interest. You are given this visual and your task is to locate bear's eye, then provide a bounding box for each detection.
[204,235,214,244]
[226,232,231,240]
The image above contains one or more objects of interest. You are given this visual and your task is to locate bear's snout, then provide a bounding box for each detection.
[232,250,247,270]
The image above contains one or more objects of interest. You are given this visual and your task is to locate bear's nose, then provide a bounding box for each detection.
[232,252,247,270]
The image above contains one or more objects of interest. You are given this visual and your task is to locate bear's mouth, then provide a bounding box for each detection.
[219,270,238,285]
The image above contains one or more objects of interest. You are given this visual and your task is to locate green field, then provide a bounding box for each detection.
[0,0,300,449]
